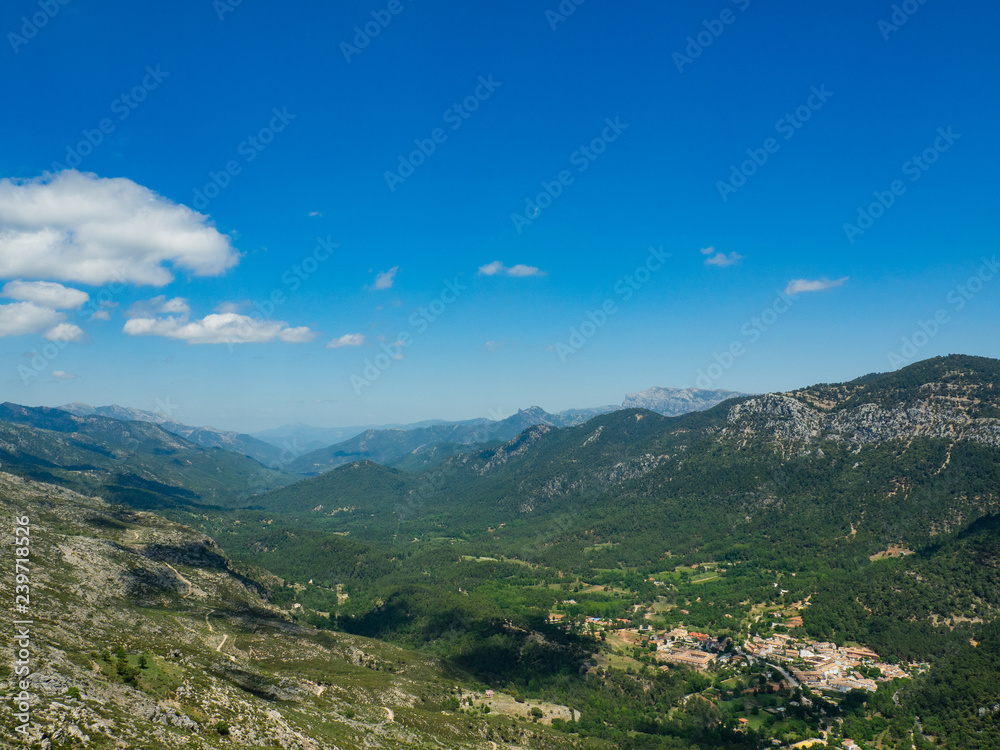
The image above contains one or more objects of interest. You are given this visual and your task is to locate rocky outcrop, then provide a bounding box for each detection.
[726,394,1000,449]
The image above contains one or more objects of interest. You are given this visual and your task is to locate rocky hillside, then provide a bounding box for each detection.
[726,355,1000,450]
[0,473,580,749]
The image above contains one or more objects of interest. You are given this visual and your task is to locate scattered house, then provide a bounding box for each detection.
[485,690,494,698]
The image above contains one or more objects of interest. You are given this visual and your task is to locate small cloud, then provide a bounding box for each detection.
[371,266,399,290]
[123,310,315,345]
[703,251,743,267]
[308,211,322,217]
[699,246,715,255]
[50,370,75,380]
[160,297,190,314]
[90,309,111,322]
[327,333,365,349]
[2,280,89,309]
[478,261,545,277]
[44,322,85,342]
[127,296,190,318]
[483,340,507,352]
[784,277,849,295]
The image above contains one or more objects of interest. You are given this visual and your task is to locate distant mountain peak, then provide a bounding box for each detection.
[621,386,749,416]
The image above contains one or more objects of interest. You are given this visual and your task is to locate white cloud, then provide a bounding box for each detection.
[326,333,364,349]
[699,246,715,255]
[160,297,191,314]
[123,311,315,345]
[704,251,743,267]
[50,370,75,380]
[2,280,89,309]
[43,323,85,342]
[127,296,191,318]
[371,266,399,290]
[478,261,545,277]
[784,277,849,295]
[90,309,111,321]
[308,211,322,217]
[478,260,504,276]
[0,302,62,337]
[0,170,239,286]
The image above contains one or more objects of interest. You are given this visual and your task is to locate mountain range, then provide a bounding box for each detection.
[3,358,997,748]
[56,387,746,477]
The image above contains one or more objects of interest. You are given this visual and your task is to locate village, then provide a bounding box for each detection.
[549,608,917,695]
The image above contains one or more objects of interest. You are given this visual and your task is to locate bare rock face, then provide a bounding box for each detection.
[725,393,1000,450]
[725,394,825,444]
[828,401,1000,447]
[474,424,553,474]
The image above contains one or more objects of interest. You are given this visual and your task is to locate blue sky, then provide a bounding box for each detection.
[1,0,997,431]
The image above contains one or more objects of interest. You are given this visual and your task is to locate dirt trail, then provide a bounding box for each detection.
[163,563,192,598]
[216,634,228,652]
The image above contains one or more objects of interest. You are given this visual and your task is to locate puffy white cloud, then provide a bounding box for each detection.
[0,301,62,337]
[371,266,399,290]
[784,277,849,295]
[123,311,315,345]
[43,323,85,342]
[703,251,743,267]
[327,333,364,349]
[478,260,545,277]
[2,280,89,309]
[0,170,239,286]
[478,260,504,276]
[50,370,75,380]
